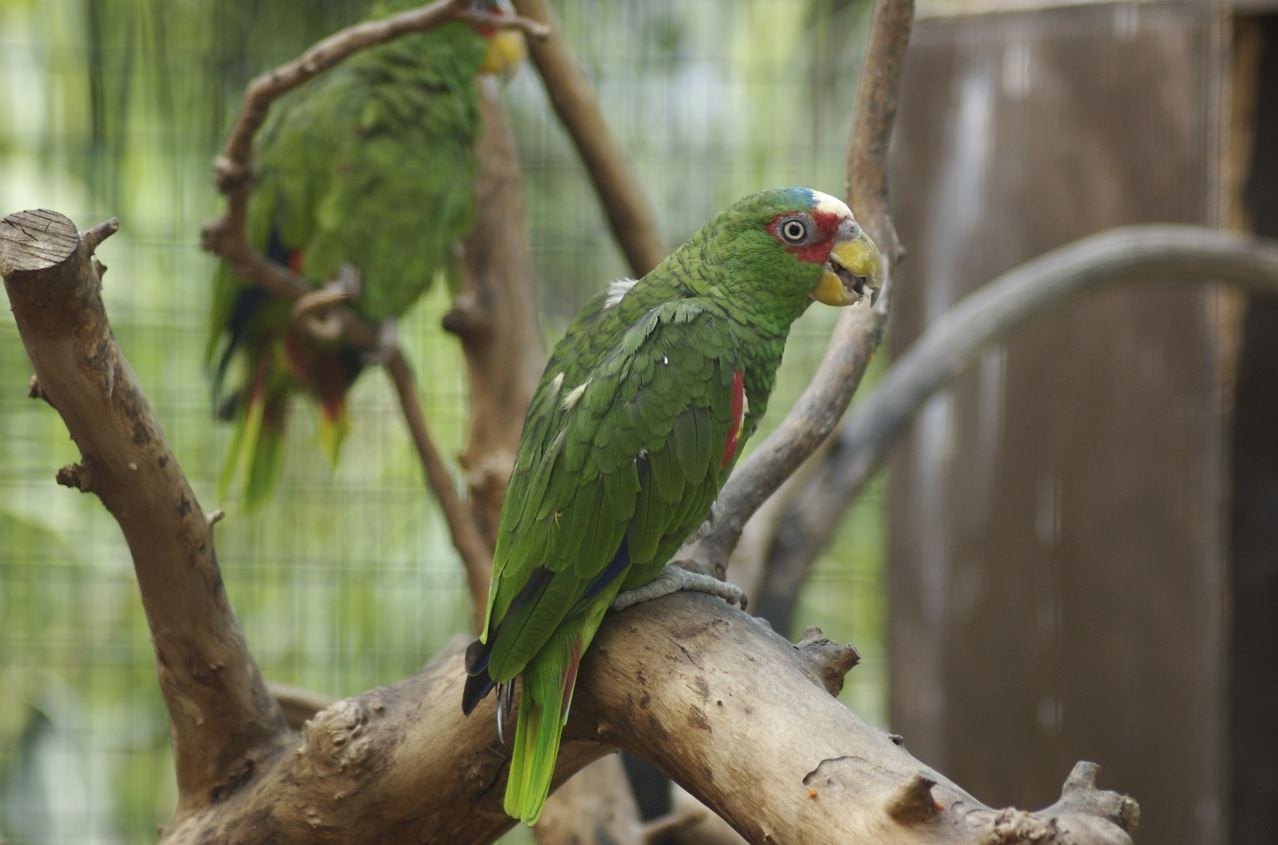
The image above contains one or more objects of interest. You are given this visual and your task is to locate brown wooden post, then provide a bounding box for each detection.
[885,4,1278,843]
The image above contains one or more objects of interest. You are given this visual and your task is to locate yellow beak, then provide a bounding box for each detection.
[810,230,882,306]
[479,30,526,76]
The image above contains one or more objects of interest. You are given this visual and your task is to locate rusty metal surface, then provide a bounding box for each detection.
[887,6,1229,844]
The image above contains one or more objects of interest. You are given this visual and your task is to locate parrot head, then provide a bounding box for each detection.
[701,187,881,323]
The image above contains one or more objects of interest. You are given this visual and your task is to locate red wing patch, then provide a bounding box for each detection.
[721,370,745,469]
[561,636,584,711]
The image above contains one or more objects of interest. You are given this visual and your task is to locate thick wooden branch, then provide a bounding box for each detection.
[755,225,1278,624]
[159,591,1133,844]
[0,209,289,806]
[679,0,914,578]
[512,0,666,276]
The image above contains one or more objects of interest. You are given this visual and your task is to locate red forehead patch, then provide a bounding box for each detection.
[768,207,844,264]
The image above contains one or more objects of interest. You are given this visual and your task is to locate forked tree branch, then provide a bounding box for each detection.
[680,0,914,578]
[755,225,1278,622]
[1,210,289,805]
[512,0,666,276]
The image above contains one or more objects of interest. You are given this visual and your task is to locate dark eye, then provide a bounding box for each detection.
[781,217,809,244]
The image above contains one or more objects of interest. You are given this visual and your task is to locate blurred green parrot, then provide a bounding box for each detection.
[207,0,524,508]
[461,187,882,824]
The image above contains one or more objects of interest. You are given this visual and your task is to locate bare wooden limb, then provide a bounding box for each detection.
[153,588,1133,844]
[678,0,915,578]
[452,80,546,547]
[385,350,492,628]
[512,0,666,276]
[757,225,1278,619]
[1,209,289,806]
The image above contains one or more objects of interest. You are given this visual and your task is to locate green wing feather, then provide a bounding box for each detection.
[476,289,749,824]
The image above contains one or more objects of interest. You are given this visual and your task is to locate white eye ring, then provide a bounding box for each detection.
[781,218,809,244]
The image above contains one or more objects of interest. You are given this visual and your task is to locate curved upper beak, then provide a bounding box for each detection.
[479,30,526,76]
[811,226,881,307]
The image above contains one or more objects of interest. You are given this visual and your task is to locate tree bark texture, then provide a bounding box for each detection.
[0,209,289,808]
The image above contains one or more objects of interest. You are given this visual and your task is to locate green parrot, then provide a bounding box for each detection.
[461,187,882,824]
[207,0,524,508]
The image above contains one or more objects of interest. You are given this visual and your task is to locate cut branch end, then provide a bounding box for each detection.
[793,626,860,696]
[885,774,940,824]
[56,462,93,493]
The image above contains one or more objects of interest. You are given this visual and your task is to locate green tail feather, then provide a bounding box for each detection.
[218,377,289,511]
[503,629,585,825]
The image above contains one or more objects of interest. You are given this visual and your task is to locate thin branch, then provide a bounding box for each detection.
[512,0,666,276]
[678,0,915,578]
[759,226,1278,597]
[385,350,492,628]
[1,209,289,804]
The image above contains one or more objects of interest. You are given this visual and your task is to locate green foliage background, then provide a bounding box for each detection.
[0,1,883,840]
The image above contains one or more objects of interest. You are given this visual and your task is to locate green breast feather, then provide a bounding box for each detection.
[461,187,882,825]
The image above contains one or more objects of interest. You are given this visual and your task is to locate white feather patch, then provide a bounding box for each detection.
[603,277,638,309]
[561,379,590,411]
[810,190,852,220]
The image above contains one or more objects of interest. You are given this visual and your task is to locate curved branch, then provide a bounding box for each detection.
[760,226,1278,621]
[1,209,289,805]
[512,0,666,276]
[385,351,493,622]
[679,0,914,577]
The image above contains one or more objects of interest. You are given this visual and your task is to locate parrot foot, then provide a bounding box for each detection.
[291,266,361,341]
[612,563,748,612]
[361,318,398,365]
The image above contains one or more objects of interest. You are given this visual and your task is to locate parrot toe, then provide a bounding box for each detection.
[612,562,748,611]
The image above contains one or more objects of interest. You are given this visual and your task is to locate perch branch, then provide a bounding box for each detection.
[199,0,496,612]
[755,225,1278,618]
[679,0,914,577]
[1,209,289,806]
[159,592,1135,844]
[512,0,666,276]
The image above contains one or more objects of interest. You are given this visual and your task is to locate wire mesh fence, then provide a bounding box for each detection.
[0,1,885,840]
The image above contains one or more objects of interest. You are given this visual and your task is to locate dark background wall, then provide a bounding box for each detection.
[887,6,1243,844]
